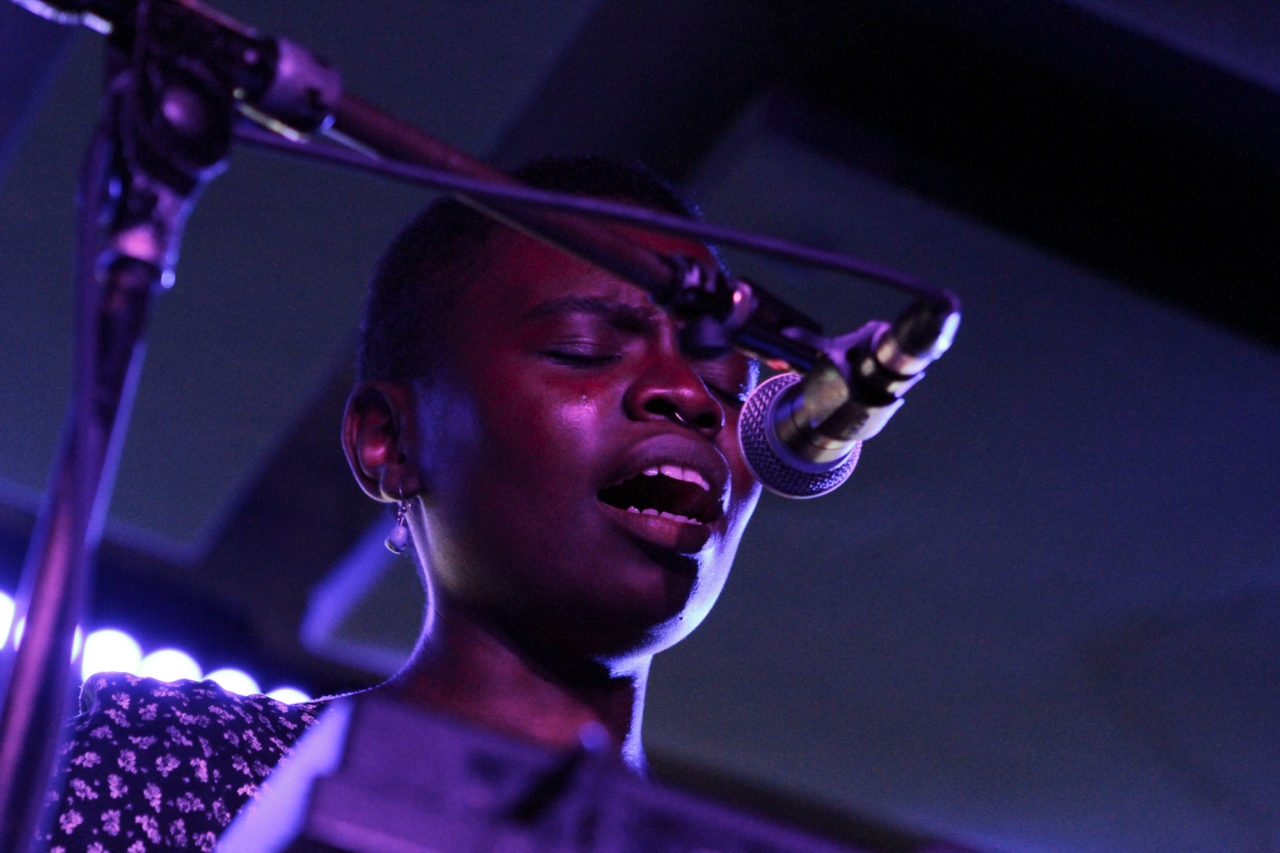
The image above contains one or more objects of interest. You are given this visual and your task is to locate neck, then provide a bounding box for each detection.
[384,602,652,774]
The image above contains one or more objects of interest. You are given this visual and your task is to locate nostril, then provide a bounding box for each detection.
[643,397,720,431]
[644,398,677,419]
[690,410,720,431]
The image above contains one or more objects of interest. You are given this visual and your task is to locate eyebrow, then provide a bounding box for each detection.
[521,295,659,333]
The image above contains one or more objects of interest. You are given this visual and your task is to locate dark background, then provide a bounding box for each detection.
[1,2,1278,851]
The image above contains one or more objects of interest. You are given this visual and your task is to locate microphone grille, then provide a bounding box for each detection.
[738,372,860,499]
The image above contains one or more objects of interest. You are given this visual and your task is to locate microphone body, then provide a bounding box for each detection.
[739,298,959,498]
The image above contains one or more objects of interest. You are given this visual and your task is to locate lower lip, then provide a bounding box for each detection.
[600,503,714,553]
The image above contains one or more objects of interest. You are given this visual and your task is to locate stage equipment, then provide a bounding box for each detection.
[221,692,970,853]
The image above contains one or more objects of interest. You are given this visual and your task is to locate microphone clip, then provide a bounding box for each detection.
[656,255,828,369]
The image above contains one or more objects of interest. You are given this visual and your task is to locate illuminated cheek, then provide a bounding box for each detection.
[678,556,735,636]
[550,399,598,433]
[538,389,614,448]
[480,395,608,491]
[737,474,763,510]
[718,482,762,564]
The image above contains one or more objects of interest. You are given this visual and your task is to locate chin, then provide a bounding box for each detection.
[598,606,716,673]
[570,588,718,671]
[619,552,734,662]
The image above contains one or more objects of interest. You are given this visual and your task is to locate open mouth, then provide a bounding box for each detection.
[597,464,723,526]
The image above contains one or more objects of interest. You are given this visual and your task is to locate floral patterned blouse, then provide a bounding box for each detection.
[38,672,327,852]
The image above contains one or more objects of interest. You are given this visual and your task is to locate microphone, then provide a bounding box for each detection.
[738,297,959,498]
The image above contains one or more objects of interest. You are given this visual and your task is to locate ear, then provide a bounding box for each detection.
[342,380,421,503]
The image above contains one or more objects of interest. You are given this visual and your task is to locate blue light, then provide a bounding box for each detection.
[138,647,202,682]
[81,628,143,681]
[2,587,309,702]
[0,591,13,647]
[205,667,261,696]
[266,686,311,703]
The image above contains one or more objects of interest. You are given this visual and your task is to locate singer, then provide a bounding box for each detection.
[38,157,762,850]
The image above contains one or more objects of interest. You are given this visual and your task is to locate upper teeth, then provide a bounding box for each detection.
[643,464,710,492]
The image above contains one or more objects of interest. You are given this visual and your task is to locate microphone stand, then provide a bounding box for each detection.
[0,29,232,850]
[0,2,960,849]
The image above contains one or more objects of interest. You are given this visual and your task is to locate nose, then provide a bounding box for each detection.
[623,350,724,436]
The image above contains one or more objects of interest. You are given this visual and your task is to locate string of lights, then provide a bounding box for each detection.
[0,590,309,703]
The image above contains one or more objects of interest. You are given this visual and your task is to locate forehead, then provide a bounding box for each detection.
[458,224,715,317]
[438,223,757,390]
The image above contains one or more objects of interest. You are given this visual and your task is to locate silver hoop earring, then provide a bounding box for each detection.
[385,496,411,554]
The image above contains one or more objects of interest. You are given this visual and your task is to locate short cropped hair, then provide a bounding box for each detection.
[357,156,704,383]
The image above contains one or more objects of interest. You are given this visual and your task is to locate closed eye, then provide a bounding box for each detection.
[542,348,622,367]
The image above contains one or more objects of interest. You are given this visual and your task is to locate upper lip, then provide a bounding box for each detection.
[597,434,730,524]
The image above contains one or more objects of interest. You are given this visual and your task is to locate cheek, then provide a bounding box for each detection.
[534,390,606,451]
[469,372,615,485]
[722,412,762,500]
